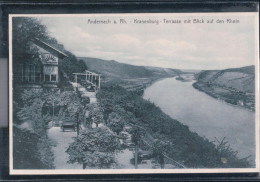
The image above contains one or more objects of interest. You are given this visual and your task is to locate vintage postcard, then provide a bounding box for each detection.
[9,13,259,174]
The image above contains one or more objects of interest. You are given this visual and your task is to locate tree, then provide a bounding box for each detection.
[152,140,168,169]
[42,90,84,126]
[12,17,48,47]
[81,96,90,107]
[96,91,114,123]
[17,90,47,135]
[107,112,125,135]
[130,127,142,169]
[13,126,48,169]
[66,127,120,169]
[88,103,104,128]
[78,59,88,71]
[59,52,87,80]
[15,89,55,169]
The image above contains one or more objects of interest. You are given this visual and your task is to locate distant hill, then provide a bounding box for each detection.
[78,57,182,93]
[193,65,255,111]
[195,65,255,93]
[78,57,182,80]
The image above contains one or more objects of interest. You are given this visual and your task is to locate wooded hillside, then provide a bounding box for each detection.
[193,66,255,110]
[79,57,182,80]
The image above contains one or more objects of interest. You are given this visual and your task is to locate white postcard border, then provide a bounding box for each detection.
[9,12,260,175]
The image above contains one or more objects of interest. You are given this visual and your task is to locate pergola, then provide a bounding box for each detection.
[73,70,101,89]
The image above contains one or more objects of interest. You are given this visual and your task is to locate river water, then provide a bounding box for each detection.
[143,77,255,160]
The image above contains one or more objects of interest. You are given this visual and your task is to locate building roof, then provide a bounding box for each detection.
[33,38,67,59]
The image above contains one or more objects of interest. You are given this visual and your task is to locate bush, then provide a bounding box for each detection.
[13,126,53,169]
[107,112,125,135]
[66,127,120,169]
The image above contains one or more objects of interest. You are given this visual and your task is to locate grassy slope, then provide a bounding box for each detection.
[193,65,255,110]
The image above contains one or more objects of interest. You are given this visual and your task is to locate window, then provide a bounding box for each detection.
[51,75,57,82]
[45,74,50,81]
[29,64,34,82]
[24,65,30,82]
[35,65,42,82]
[45,74,57,82]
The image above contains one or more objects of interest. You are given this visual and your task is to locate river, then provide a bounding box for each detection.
[143,77,255,160]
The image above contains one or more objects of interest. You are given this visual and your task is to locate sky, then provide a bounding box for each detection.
[35,13,257,70]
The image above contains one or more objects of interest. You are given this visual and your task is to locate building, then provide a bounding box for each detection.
[16,38,67,88]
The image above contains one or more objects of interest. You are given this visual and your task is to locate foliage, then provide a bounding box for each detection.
[88,103,104,127]
[152,140,168,169]
[17,89,48,134]
[36,134,55,169]
[107,112,125,135]
[13,126,49,169]
[41,90,85,124]
[12,17,48,46]
[130,127,142,145]
[83,152,116,169]
[59,52,88,81]
[96,86,116,122]
[213,137,252,168]
[81,96,90,106]
[130,127,142,169]
[66,127,120,169]
[14,89,56,169]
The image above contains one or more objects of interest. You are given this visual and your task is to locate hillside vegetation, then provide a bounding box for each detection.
[193,66,255,110]
[79,57,181,94]
[79,57,182,79]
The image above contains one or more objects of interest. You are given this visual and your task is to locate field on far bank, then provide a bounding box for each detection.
[193,66,255,111]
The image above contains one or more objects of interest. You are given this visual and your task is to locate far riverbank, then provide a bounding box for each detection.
[192,81,255,111]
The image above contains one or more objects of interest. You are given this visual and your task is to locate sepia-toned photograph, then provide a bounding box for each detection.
[9,13,259,174]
